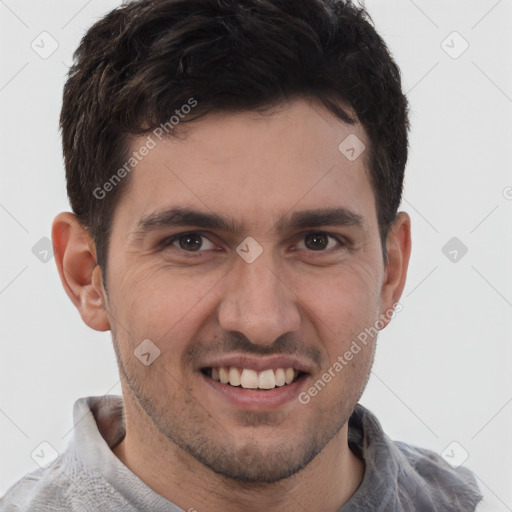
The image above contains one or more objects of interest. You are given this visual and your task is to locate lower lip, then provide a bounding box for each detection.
[200,372,309,410]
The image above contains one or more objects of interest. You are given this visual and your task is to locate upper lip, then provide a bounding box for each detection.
[198,354,315,374]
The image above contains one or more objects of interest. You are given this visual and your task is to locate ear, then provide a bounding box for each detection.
[379,212,411,327]
[52,212,110,332]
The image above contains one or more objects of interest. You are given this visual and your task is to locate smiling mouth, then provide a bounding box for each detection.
[201,366,307,391]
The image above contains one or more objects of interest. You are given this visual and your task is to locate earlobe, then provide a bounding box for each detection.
[379,212,411,327]
[52,212,110,332]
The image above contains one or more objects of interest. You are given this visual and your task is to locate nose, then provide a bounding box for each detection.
[217,254,301,346]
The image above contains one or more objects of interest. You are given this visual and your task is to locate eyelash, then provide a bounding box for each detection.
[160,231,348,257]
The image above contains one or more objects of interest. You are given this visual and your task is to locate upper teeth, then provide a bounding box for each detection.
[210,367,298,390]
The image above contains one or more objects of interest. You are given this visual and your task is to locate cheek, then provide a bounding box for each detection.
[295,259,382,340]
[108,262,224,351]
[297,265,380,409]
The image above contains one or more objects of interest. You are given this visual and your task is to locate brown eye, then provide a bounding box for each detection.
[177,234,203,251]
[162,232,216,252]
[303,232,332,251]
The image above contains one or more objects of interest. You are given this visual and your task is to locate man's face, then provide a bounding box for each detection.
[104,99,390,482]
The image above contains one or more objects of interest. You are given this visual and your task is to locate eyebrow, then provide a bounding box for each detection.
[277,207,364,232]
[132,206,364,243]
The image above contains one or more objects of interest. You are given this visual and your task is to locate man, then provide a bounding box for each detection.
[0,0,484,510]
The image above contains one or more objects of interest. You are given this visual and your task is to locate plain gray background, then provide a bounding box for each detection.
[0,0,511,509]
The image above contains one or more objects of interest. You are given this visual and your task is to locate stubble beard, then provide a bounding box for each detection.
[116,355,371,485]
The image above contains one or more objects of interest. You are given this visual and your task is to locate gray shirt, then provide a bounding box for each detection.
[0,395,483,511]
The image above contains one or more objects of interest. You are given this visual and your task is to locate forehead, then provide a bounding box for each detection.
[113,99,375,233]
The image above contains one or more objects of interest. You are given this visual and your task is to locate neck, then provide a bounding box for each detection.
[113,392,365,512]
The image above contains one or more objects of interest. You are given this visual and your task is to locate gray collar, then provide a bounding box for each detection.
[73,396,483,511]
[340,404,483,511]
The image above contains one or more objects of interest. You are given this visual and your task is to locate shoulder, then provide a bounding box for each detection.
[393,440,483,510]
[0,453,124,512]
[0,456,71,511]
[348,405,484,511]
